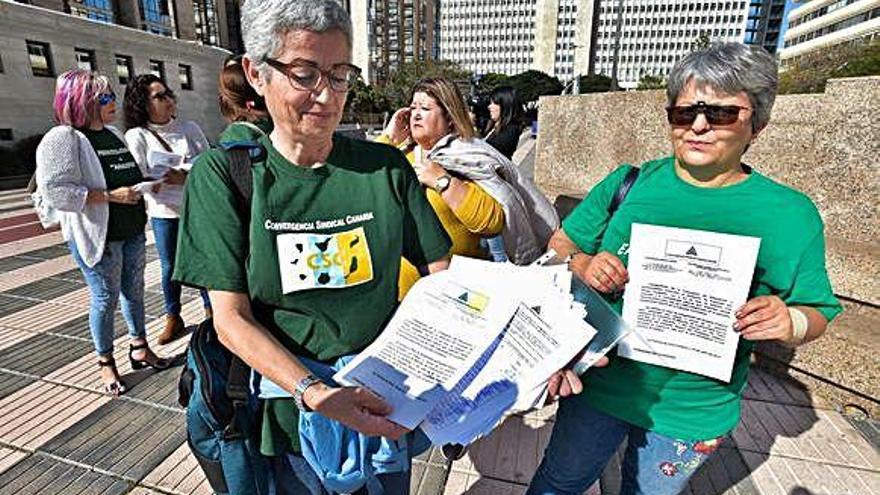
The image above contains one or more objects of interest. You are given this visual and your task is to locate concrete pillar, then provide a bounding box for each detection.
[114,0,142,30]
[29,0,65,11]
[574,0,597,76]
[172,0,196,40]
[533,0,560,75]
[350,0,371,82]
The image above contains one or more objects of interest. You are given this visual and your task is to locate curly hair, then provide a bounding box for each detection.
[219,55,268,123]
[123,73,166,129]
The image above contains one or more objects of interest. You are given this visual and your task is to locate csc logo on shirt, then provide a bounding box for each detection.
[276,227,373,294]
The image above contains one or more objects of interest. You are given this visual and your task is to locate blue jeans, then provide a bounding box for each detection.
[480,235,508,262]
[269,452,410,495]
[151,217,210,315]
[527,398,722,495]
[69,233,147,357]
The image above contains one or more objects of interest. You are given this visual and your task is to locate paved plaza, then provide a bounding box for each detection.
[0,188,877,495]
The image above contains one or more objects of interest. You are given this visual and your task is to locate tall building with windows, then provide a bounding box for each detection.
[438,0,594,82]
[779,0,880,65]
[591,0,789,90]
[347,0,438,84]
[0,0,233,148]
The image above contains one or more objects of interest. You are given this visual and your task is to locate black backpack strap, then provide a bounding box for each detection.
[217,141,266,439]
[607,165,640,215]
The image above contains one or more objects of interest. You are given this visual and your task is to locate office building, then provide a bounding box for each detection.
[0,0,232,147]
[780,0,880,65]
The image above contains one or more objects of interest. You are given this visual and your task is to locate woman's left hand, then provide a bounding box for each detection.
[734,295,792,342]
[415,159,446,188]
[163,168,187,185]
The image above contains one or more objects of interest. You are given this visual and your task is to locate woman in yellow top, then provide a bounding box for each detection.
[378,77,505,298]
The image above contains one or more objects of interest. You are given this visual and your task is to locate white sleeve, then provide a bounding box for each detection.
[36,127,88,212]
[124,127,150,176]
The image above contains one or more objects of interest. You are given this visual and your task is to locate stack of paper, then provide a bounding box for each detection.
[333,255,625,447]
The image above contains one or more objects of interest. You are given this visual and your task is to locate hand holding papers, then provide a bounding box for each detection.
[134,150,187,205]
[333,259,597,446]
[618,224,760,382]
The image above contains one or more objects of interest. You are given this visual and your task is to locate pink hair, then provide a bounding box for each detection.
[53,69,111,128]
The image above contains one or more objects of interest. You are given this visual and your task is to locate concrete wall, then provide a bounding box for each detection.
[0,1,231,152]
[533,76,880,413]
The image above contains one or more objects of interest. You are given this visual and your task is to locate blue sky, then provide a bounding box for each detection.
[778,0,799,50]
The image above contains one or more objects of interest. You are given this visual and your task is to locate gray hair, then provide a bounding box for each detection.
[667,42,778,131]
[240,0,352,76]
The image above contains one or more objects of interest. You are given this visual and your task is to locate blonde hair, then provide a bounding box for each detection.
[410,77,475,140]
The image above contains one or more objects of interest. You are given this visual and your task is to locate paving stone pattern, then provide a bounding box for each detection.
[0,192,877,495]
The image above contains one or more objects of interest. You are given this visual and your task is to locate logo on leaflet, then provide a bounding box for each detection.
[664,239,722,264]
[453,289,489,314]
[276,226,373,294]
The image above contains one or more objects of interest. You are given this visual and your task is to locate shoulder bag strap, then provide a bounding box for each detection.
[607,165,640,215]
[145,127,174,153]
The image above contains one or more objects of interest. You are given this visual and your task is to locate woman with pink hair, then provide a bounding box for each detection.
[35,69,170,396]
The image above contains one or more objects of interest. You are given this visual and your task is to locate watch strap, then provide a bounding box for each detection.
[293,374,322,412]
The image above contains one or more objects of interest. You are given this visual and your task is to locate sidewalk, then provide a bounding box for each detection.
[0,189,877,495]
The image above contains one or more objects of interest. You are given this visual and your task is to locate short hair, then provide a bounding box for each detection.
[666,42,778,131]
[489,86,524,134]
[410,77,476,140]
[240,0,352,79]
[123,73,168,129]
[219,55,268,123]
[52,69,112,128]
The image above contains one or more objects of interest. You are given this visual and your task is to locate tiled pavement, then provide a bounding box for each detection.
[0,188,877,495]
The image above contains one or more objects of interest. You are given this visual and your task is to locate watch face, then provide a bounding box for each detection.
[435,175,451,192]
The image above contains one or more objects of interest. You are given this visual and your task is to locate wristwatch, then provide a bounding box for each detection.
[433,174,452,193]
[292,374,323,412]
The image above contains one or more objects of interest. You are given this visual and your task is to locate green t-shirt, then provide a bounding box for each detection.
[218,119,274,144]
[81,128,146,241]
[563,157,841,441]
[174,134,451,455]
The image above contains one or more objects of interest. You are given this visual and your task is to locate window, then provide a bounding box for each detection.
[179,64,193,90]
[75,48,96,71]
[0,52,4,73]
[116,54,134,85]
[0,129,12,141]
[69,0,115,23]
[26,40,54,77]
[141,0,173,36]
[149,59,165,80]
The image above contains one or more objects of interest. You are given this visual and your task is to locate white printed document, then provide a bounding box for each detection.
[618,224,760,382]
[333,264,594,445]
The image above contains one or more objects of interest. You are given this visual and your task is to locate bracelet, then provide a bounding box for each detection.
[783,307,809,348]
[565,249,584,264]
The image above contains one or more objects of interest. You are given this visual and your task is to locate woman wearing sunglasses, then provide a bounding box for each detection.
[123,74,212,345]
[527,43,841,495]
[35,69,170,397]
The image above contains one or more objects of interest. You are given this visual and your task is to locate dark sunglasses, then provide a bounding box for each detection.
[151,89,176,101]
[98,93,116,106]
[666,101,751,126]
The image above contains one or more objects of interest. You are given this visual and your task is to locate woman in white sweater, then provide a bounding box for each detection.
[123,74,212,345]
[35,69,170,396]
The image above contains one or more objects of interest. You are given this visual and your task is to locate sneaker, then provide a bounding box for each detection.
[157,314,186,345]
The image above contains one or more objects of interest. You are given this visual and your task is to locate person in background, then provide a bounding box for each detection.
[173,0,452,492]
[123,74,212,345]
[218,54,274,143]
[528,42,842,495]
[35,69,170,396]
[479,86,525,262]
[484,86,524,160]
[379,77,506,297]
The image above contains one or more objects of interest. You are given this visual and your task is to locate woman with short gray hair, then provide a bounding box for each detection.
[175,0,451,493]
[528,42,841,494]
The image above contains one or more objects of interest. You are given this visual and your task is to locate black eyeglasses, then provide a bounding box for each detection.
[151,89,176,101]
[262,57,361,93]
[666,101,751,126]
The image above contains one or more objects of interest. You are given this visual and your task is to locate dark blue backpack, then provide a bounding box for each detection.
[177,143,270,495]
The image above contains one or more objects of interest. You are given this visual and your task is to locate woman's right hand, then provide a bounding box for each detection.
[305,383,409,439]
[571,251,629,293]
[106,187,141,205]
[383,107,411,145]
